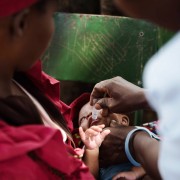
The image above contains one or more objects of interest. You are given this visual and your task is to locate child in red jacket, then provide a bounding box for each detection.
[0,0,95,179]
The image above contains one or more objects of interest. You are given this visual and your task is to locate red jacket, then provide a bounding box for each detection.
[0,61,94,179]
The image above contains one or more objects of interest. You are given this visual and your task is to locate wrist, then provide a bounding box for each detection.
[85,147,99,152]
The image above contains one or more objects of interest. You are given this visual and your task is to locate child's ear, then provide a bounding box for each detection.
[11,9,30,37]
[121,115,129,126]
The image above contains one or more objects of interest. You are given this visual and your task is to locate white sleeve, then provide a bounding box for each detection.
[143,32,180,179]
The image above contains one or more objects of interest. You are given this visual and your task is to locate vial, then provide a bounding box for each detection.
[92,107,100,120]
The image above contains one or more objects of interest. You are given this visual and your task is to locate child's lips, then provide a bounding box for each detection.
[90,119,99,126]
[90,117,110,127]
[89,115,102,126]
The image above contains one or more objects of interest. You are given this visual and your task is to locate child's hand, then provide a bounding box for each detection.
[79,124,110,150]
[112,166,146,180]
[112,171,137,180]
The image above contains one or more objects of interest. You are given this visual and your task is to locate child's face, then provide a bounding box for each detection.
[79,102,129,131]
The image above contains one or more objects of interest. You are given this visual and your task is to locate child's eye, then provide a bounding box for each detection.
[79,117,86,126]
[86,113,91,119]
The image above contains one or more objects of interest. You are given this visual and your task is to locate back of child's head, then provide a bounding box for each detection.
[0,0,72,139]
[0,0,57,71]
[0,0,47,17]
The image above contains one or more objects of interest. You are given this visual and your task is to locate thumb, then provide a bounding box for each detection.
[95,97,113,110]
[79,127,86,141]
[100,129,111,140]
[101,108,109,117]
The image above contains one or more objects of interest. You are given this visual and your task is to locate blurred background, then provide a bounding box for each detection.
[57,0,126,105]
[58,0,124,16]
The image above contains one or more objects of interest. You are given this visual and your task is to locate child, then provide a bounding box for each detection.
[0,0,98,179]
[79,102,148,180]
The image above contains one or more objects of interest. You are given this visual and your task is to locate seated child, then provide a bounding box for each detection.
[78,102,148,180]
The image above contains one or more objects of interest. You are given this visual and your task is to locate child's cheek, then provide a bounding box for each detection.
[80,119,90,131]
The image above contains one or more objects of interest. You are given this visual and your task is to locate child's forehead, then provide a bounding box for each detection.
[80,102,93,115]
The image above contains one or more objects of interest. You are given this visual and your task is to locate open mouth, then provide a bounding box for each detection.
[90,116,113,127]
[90,118,100,126]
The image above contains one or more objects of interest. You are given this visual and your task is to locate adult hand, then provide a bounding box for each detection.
[90,76,149,114]
[99,125,135,167]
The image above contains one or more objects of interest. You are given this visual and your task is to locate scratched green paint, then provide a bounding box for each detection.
[42,13,172,84]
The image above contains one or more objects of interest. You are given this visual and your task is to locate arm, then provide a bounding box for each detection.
[99,126,161,179]
[132,131,161,179]
[83,148,99,178]
[79,125,110,178]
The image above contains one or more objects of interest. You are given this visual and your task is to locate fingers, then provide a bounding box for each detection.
[112,172,127,180]
[90,124,105,131]
[94,104,109,116]
[79,127,86,141]
[100,129,111,140]
[101,107,109,117]
[79,125,106,141]
[79,127,98,141]
[86,126,102,136]
[112,171,136,180]
[90,82,108,106]
[86,125,105,136]
[90,77,119,106]
[95,97,113,111]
